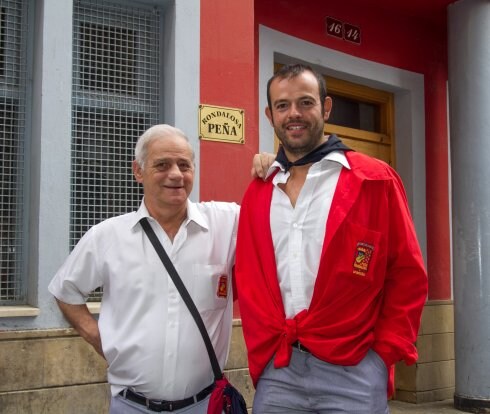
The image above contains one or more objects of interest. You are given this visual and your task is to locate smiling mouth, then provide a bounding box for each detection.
[286,124,306,131]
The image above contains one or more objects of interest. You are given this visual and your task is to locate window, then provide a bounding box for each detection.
[0,0,28,304]
[328,94,380,133]
[72,0,161,299]
[324,76,395,166]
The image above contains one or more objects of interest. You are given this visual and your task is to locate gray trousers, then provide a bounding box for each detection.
[253,348,390,414]
[110,394,211,414]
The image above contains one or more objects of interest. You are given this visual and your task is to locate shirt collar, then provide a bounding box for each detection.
[131,200,151,228]
[265,150,351,180]
[185,200,209,230]
[131,199,209,231]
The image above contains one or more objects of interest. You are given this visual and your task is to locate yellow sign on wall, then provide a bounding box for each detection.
[199,104,244,144]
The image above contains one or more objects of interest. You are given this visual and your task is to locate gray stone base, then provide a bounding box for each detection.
[0,383,110,414]
[0,303,455,411]
[395,301,455,403]
[0,322,253,412]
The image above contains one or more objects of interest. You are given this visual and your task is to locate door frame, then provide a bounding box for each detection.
[259,25,427,260]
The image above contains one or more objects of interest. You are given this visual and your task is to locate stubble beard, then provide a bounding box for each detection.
[276,122,325,158]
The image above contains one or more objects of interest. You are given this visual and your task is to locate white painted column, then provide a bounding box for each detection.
[448,0,490,410]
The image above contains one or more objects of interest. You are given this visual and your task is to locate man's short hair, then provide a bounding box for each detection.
[266,63,328,112]
[135,124,195,169]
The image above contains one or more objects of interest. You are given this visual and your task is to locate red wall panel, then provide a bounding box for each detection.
[253,0,451,300]
[200,0,451,299]
[200,0,258,203]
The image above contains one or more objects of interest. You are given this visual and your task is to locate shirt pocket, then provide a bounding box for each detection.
[336,220,382,285]
[192,264,229,311]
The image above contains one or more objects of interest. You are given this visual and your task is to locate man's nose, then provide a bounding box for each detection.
[167,164,183,178]
[288,103,302,118]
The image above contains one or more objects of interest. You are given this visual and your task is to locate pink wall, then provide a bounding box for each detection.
[200,0,257,203]
[200,0,451,300]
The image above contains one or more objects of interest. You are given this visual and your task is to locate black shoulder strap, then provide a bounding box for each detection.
[139,217,222,381]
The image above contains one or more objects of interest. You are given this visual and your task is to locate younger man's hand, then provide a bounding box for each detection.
[251,152,276,179]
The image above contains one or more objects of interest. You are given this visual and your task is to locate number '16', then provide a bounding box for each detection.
[328,22,342,34]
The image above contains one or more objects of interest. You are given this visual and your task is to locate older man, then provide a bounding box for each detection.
[49,124,239,413]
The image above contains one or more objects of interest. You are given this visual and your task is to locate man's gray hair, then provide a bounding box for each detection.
[135,124,195,169]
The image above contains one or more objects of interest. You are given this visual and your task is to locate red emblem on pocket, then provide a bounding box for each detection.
[353,242,374,276]
[217,274,228,298]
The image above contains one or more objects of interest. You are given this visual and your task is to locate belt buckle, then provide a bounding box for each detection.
[148,399,169,412]
[159,401,172,412]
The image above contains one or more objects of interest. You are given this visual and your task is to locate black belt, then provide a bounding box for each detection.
[119,383,215,412]
[292,340,311,353]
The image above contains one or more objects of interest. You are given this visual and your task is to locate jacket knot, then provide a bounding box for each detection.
[274,310,307,368]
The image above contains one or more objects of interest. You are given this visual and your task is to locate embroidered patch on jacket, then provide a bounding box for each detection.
[217,274,228,298]
[353,242,375,276]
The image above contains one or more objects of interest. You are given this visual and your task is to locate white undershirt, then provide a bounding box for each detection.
[267,151,350,318]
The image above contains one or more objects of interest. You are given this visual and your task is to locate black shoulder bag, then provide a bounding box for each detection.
[140,218,247,414]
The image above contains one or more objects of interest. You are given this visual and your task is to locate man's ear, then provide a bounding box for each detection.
[133,160,144,184]
[265,106,274,126]
[323,96,333,122]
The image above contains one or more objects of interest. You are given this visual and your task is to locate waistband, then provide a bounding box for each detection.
[118,383,215,412]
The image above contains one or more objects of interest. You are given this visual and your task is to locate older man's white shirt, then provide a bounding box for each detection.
[49,200,239,400]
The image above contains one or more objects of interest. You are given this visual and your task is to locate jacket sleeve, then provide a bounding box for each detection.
[372,171,428,367]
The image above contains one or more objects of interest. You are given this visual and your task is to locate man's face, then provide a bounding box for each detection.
[265,71,332,161]
[133,135,194,210]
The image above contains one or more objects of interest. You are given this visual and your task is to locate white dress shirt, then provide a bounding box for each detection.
[267,151,350,318]
[49,199,239,400]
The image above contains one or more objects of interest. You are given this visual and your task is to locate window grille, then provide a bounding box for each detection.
[0,0,28,304]
[72,0,160,300]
